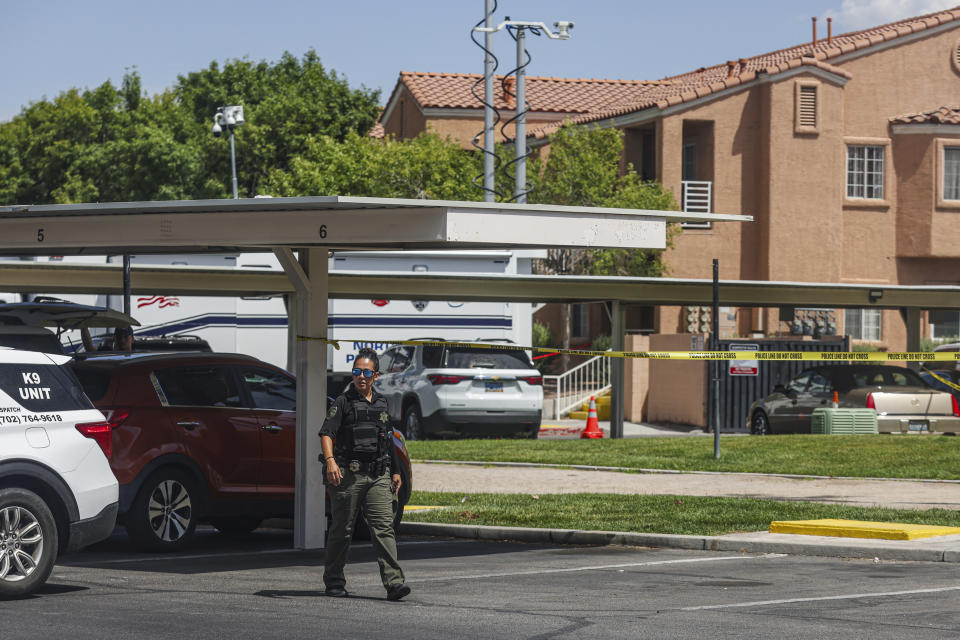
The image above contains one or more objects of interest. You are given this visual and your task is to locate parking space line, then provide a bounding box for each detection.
[61,539,452,566]
[408,553,786,583]
[680,585,960,611]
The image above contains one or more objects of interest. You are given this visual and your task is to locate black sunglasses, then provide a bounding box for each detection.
[351,368,376,378]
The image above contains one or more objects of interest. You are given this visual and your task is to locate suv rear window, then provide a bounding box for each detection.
[0,363,95,412]
[442,347,533,370]
[70,367,112,402]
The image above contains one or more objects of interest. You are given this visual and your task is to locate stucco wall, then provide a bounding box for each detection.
[646,333,708,427]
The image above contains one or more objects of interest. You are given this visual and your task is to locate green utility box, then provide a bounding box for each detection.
[811,408,878,434]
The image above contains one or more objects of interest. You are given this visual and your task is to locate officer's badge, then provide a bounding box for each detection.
[380,411,389,423]
[327,406,338,419]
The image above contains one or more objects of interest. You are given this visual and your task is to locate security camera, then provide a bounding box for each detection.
[212,121,223,137]
[554,20,574,38]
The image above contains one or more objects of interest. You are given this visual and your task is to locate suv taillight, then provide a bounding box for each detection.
[866,393,876,410]
[76,422,112,459]
[520,376,543,386]
[428,374,468,385]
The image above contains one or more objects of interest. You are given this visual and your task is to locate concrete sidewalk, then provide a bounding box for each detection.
[538,419,707,438]
[408,461,960,562]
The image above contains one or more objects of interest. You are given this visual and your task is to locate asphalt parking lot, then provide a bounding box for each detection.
[4,526,960,639]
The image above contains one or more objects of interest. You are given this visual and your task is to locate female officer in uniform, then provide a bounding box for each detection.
[319,347,410,601]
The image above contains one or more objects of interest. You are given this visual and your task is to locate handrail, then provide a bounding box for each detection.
[542,351,611,419]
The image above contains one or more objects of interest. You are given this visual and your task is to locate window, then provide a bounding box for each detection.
[844,308,882,341]
[571,303,589,339]
[388,347,413,373]
[846,145,884,199]
[240,368,296,412]
[154,366,243,407]
[944,147,960,201]
[930,310,960,340]
[787,371,811,394]
[808,373,832,394]
[682,143,697,181]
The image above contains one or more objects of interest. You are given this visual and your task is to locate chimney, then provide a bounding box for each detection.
[726,60,737,79]
[812,17,818,46]
[827,17,833,44]
[738,58,747,75]
[503,76,515,108]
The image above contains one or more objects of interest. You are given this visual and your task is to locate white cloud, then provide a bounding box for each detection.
[826,0,958,31]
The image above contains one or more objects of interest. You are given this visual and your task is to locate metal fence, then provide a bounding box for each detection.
[711,337,850,432]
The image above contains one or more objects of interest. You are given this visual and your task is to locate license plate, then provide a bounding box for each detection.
[484,381,503,392]
[908,421,929,432]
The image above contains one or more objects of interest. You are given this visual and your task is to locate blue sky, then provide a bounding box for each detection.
[2,0,957,123]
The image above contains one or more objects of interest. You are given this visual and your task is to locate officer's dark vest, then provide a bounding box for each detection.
[334,394,390,469]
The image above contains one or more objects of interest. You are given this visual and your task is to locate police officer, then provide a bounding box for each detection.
[319,348,410,601]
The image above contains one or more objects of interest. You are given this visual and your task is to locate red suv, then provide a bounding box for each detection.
[68,352,412,550]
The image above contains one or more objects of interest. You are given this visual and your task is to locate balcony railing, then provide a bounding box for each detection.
[681,180,712,228]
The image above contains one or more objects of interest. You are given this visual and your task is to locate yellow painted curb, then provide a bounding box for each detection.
[770,519,960,540]
[403,505,445,512]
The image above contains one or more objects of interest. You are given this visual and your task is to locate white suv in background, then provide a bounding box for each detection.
[377,340,543,439]
[0,348,118,598]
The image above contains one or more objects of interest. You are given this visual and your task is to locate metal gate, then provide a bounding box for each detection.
[711,337,850,433]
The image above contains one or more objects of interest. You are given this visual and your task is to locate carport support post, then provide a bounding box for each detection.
[905,308,922,369]
[276,248,329,549]
[609,301,625,438]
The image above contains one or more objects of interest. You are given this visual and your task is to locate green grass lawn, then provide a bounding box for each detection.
[405,435,960,479]
[405,491,960,536]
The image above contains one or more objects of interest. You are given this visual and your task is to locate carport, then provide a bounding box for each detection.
[4,260,960,428]
[0,196,746,549]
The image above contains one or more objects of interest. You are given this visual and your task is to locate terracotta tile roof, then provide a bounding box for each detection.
[890,105,960,124]
[393,71,668,114]
[527,6,960,138]
[368,121,385,138]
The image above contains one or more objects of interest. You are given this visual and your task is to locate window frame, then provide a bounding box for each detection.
[846,144,885,200]
[844,308,883,342]
[936,138,960,209]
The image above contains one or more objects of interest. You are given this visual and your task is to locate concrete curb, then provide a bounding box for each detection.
[411,459,960,485]
[400,521,958,563]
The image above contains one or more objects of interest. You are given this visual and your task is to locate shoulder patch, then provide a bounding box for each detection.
[327,406,338,419]
[380,411,389,423]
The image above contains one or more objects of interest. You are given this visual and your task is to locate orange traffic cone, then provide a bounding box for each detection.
[580,396,604,439]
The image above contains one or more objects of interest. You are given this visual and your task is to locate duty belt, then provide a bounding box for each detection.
[339,458,381,474]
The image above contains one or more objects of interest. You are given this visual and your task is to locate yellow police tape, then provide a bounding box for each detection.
[921,367,960,392]
[296,335,960,363]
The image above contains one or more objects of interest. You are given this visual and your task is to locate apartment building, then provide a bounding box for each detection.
[378,7,960,350]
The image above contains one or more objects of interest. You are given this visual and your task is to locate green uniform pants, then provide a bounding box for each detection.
[324,469,404,591]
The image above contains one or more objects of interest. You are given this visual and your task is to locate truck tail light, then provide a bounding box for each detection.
[866,393,876,410]
[427,374,468,385]
[520,376,543,386]
[75,422,113,459]
[953,395,960,418]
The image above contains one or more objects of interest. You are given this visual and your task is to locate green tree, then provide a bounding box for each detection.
[0,51,380,205]
[526,123,679,363]
[261,131,483,200]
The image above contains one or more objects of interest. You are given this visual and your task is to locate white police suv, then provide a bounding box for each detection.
[0,348,118,598]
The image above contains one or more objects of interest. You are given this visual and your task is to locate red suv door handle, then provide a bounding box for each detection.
[176,420,200,430]
[261,423,283,433]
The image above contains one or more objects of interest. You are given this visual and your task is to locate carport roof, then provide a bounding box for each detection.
[0,196,748,256]
[0,261,956,310]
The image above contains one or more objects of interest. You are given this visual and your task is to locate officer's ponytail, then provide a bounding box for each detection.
[356,347,380,372]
